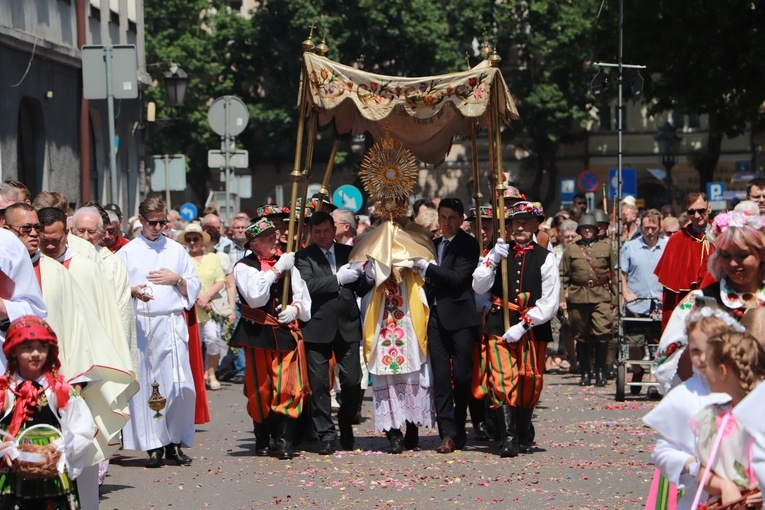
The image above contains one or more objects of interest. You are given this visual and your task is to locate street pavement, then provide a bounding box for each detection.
[100,373,659,509]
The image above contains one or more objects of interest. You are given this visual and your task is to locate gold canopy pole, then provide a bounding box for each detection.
[466,52,483,248]
[283,27,316,306]
[489,44,510,332]
[296,113,319,247]
[316,136,341,206]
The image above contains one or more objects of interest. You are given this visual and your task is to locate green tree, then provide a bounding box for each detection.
[604,0,765,186]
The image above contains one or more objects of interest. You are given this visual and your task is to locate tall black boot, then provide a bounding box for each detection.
[516,408,534,454]
[577,342,592,386]
[469,397,490,440]
[276,416,297,460]
[498,406,519,458]
[484,399,497,441]
[254,419,271,457]
[594,341,608,388]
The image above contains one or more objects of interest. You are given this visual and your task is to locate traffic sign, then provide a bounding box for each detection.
[208,96,249,137]
[179,203,198,222]
[707,182,725,201]
[208,150,248,169]
[608,168,637,200]
[150,154,186,191]
[333,185,363,213]
[577,171,600,193]
[560,179,576,201]
[82,45,138,100]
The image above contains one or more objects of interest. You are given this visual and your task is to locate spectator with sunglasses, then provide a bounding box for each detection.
[653,192,715,330]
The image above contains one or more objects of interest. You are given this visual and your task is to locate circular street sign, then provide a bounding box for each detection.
[179,203,198,222]
[577,170,600,193]
[208,96,249,137]
[333,185,363,213]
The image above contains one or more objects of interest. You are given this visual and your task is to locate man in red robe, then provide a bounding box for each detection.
[653,192,714,330]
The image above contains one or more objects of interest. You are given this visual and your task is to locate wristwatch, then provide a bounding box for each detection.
[174,277,183,287]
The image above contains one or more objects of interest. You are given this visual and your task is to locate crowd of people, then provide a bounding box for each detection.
[2,174,765,509]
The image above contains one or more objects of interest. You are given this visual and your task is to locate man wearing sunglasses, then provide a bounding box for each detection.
[653,192,715,330]
[117,196,202,468]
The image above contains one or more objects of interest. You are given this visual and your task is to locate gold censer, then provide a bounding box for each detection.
[148,380,166,418]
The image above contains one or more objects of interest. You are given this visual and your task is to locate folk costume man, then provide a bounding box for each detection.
[653,192,714,330]
[413,197,482,454]
[559,214,618,388]
[296,211,372,454]
[472,201,559,457]
[117,196,201,469]
[231,217,311,460]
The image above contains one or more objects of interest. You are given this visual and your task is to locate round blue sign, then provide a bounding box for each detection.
[179,203,198,222]
[577,171,600,193]
[332,185,363,213]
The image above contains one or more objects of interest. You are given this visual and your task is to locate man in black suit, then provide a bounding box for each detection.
[296,211,371,454]
[414,198,482,454]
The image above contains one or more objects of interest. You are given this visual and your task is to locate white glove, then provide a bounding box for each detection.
[491,238,509,262]
[277,305,299,324]
[412,258,430,275]
[502,322,527,343]
[336,264,361,285]
[274,252,295,273]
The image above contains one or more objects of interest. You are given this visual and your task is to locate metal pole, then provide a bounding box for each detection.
[105,45,119,205]
[296,113,318,246]
[164,154,171,208]
[491,75,510,332]
[470,121,483,250]
[616,0,624,346]
[317,136,341,204]
[224,96,232,224]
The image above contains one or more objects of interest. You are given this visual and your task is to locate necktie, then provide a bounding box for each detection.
[325,250,336,274]
[439,239,450,264]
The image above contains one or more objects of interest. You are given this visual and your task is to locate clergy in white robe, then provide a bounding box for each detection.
[117,198,200,466]
[0,228,46,370]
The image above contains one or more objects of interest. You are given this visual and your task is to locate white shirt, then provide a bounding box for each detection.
[472,247,560,328]
[233,263,311,321]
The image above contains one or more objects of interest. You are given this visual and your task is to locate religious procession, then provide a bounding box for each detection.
[3,1,765,509]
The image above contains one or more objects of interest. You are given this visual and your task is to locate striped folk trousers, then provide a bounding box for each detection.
[243,346,305,423]
[479,331,547,410]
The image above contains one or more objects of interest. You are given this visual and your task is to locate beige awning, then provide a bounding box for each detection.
[303,53,520,164]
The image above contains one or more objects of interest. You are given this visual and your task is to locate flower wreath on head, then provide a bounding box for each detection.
[711,210,765,237]
[687,305,746,333]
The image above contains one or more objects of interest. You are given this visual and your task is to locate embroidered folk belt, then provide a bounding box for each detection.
[570,279,609,287]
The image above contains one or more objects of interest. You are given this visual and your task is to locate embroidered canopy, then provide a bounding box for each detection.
[303,53,520,164]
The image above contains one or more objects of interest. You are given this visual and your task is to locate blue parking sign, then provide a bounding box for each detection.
[608,168,637,199]
[706,182,725,201]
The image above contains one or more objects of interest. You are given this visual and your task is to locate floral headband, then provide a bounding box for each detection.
[509,201,545,219]
[245,217,277,240]
[256,204,289,218]
[687,305,746,333]
[469,205,510,219]
[712,210,764,236]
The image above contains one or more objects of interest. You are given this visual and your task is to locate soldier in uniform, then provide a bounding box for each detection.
[231,217,312,459]
[559,214,617,387]
[472,202,560,457]
[591,209,612,243]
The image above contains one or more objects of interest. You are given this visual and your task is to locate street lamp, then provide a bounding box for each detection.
[655,121,681,207]
[163,64,189,107]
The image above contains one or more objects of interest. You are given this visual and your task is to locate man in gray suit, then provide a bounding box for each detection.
[296,211,372,454]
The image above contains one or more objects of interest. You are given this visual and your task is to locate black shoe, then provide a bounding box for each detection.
[499,436,519,458]
[319,440,336,455]
[216,369,235,382]
[630,368,644,395]
[404,422,419,451]
[595,369,607,387]
[165,444,192,466]
[146,448,163,468]
[498,406,519,458]
[474,422,491,441]
[386,431,404,454]
[579,371,593,386]
[647,387,663,401]
[231,375,245,384]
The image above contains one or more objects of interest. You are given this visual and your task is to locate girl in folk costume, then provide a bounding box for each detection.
[231,218,311,460]
[348,133,436,454]
[0,316,95,510]
[471,201,560,458]
[654,210,765,394]
[643,302,743,510]
[688,331,764,508]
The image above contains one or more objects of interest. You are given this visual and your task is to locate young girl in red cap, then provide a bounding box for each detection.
[0,315,96,509]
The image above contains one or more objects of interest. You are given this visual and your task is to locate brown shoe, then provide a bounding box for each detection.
[436,437,456,454]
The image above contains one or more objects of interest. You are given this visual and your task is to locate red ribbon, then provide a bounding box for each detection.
[513,244,534,258]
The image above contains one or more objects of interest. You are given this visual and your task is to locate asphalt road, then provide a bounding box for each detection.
[99,372,658,510]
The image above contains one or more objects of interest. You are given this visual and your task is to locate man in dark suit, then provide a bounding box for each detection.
[296,211,372,454]
[414,198,482,454]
